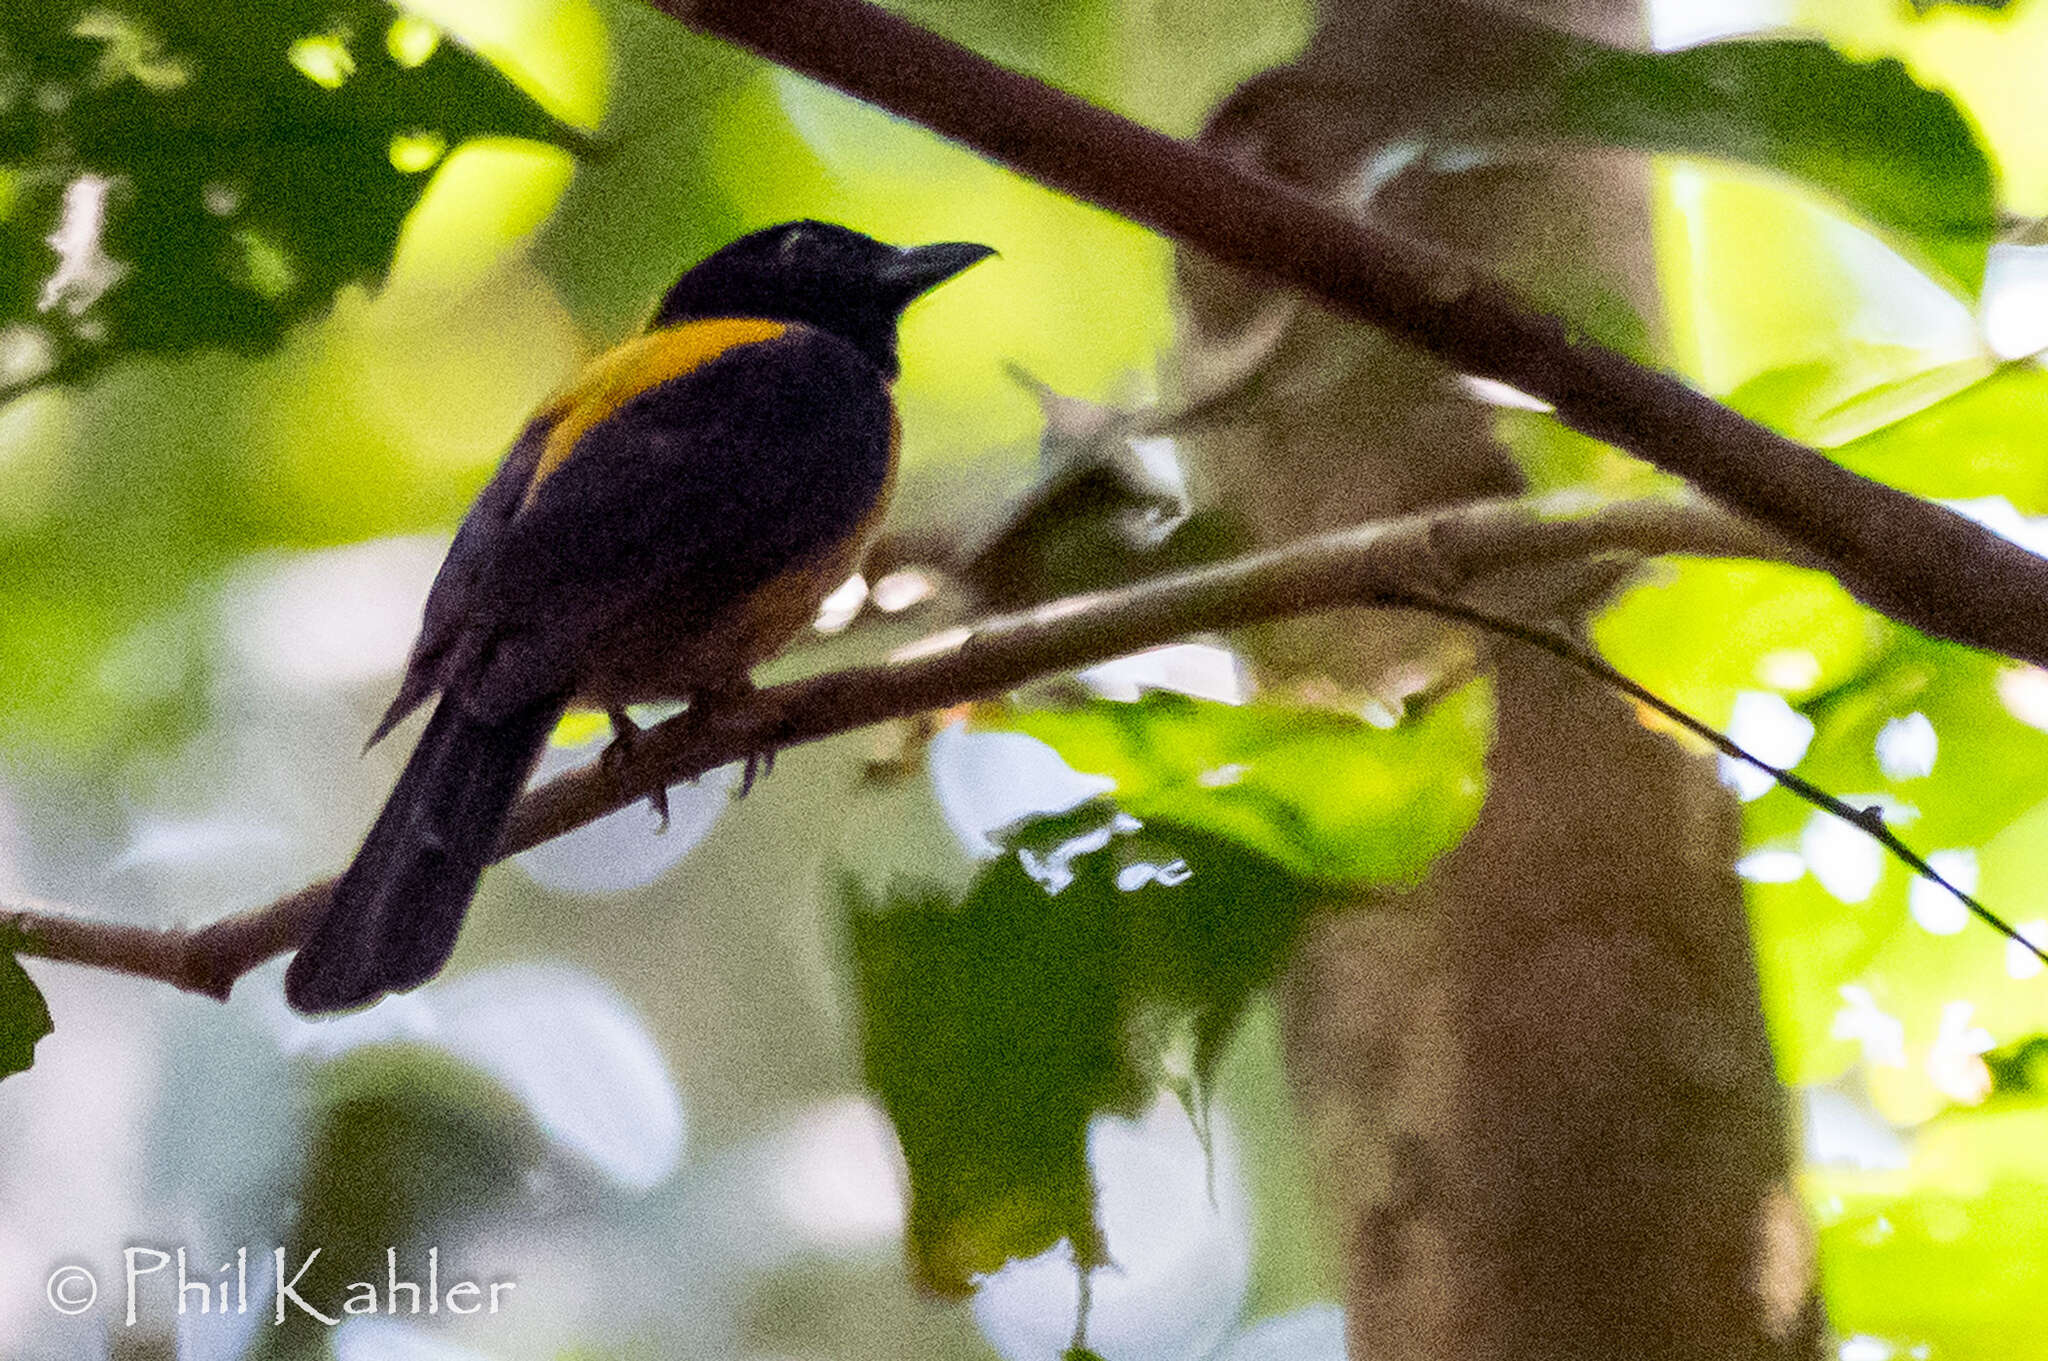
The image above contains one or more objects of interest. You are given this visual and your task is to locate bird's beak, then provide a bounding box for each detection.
[880,241,996,303]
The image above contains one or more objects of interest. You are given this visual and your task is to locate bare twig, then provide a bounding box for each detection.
[6,495,1781,998]
[657,0,2048,671]
[1411,597,2048,965]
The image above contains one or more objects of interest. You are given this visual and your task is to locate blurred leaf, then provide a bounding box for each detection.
[263,1045,542,1357]
[847,804,1314,1295]
[1593,557,1884,724]
[0,954,53,1080]
[1814,1104,2048,1355]
[1834,363,2048,513]
[1554,38,1996,294]
[1722,357,2048,512]
[1740,637,2048,1087]
[1436,28,1999,294]
[993,684,1493,886]
[2,0,578,392]
[1724,351,1996,449]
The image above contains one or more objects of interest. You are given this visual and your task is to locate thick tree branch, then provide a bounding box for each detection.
[4,495,1776,1000]
[658,0,2048,670]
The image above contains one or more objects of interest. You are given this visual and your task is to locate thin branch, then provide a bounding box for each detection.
[7,494,1778,999]
[659,0,2048,671]
[1411,597,2048,965]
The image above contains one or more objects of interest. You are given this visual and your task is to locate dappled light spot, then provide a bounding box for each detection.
[1838,1335,1899,1361]
[201,181,242,217]
[110,814,292,876]
[72,10,191,91]
[1982,242,2048,360]
[1803,1087,1910,1172]
[1737,848,1806,882]
[812,573,867,634]
[765,1096,907,1250]
[928,721,1116,860]
[219,537,444,694]
[230,227,297,299]
[1833,985,1908,1069]
[38,174,126,318]
[1647,0,1791,50]
[2008,921,2048,980]
[972,1100,1249,1361]
[1080,642,1248,705]
[1942,495,2048,558]
[1757,648,1823,692]
[1114,859,1191,891]
[1017,814,1142,895]
[389,131,449,175]
[871,566,936,613]
[1876,711,1938,780]
[1720,690,1814,801]
[271,964,686,1191]
[0,326,56,389]
[1907,850,1976,935]
[288,32,356,90]
[1928,1001,1995,1105]
[385,13,443,69]
[1802,808,1886,903]
[515,732,734,895]
[1995,665,2048,730]
[1458,375,1552,411]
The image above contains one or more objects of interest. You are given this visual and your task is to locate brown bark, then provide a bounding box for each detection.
[1176,2,1825,1355]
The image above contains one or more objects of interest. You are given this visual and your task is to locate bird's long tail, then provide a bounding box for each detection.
[285,690,567,1014]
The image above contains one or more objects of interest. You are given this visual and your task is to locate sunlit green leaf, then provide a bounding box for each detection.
[1814,1104,2048,1355]
[1833,364,2048,512]
[1738,636,2048,1088]
[1414,28,1998,294]
[1,0,580,392]
[1594,557,1883,723]
[994,685,1492,886]
[1539,38,1997,294]
[0,954,53,1080]
[847,805,1314,1295]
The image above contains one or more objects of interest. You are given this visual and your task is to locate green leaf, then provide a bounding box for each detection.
[1814,1104,2048,1354]
[0,954,54,1080]
[1834,363,2048,513]
[2,0,579,392]
[994,684,1493,886]
[1434,32,1998,294]
[1737,636,2048,1088]
[1593,557,1882,724]
[847,805,1314,1295]
[1564,40,1994,293]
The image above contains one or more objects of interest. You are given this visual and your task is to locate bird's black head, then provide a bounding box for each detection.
[652,221,994,377]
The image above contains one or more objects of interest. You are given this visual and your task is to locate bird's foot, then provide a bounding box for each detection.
[688,679,778,800]
[602,707,670,831]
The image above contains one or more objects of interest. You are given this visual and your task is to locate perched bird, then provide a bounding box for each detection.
[285,221,993,1014]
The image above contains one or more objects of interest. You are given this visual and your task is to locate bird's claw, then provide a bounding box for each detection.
[603,708,671,832]
[739,747,777,798]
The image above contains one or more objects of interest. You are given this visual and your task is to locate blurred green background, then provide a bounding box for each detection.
[9,0,2048,1357]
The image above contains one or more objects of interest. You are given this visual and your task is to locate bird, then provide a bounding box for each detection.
[284,220,993,1014]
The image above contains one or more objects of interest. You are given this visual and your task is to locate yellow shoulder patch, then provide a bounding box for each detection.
[525,317,789,504]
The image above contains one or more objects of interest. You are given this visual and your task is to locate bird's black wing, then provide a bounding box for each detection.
[367,415,552,746]
[452,325,895,719]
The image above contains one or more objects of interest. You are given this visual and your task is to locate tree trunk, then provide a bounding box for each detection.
[1175,2,1826,1355]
